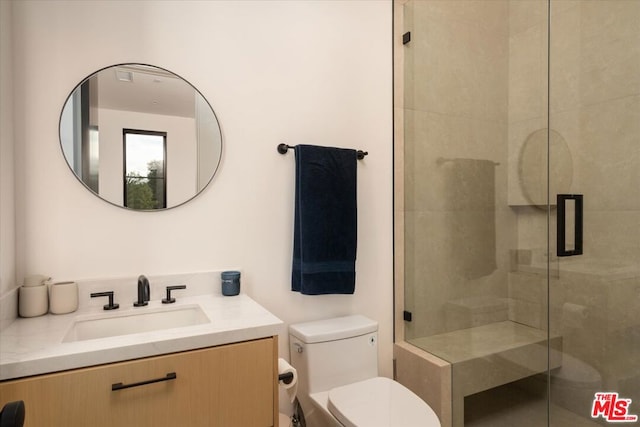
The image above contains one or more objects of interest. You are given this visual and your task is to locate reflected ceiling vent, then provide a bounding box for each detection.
[115,69,133,82]
[119,64,177,79]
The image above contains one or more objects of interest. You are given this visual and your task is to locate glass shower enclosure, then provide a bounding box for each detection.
[394,1,639,426]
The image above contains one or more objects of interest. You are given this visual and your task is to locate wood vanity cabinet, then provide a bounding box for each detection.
[0,337,278,427]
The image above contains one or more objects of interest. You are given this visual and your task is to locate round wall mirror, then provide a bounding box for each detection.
[59,63,222,210]
[518,128,573,207]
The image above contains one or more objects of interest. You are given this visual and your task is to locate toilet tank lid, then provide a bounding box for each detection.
[289,315,377,343]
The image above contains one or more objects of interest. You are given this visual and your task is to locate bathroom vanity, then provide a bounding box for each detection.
[0,275,283,427]
[1,338,276,426]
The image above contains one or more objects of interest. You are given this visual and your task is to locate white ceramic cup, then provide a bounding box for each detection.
[19,285,49,317]
[49,281,79,314]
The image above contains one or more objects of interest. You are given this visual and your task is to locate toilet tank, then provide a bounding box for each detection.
[289,315,378,395]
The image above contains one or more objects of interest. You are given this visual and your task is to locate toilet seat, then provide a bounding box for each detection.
[327,377,440,427]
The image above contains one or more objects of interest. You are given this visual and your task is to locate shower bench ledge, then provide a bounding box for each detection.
[402,320,562,427]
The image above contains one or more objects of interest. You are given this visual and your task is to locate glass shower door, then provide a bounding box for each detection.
[399,1,554,426]
[397,0,639,426]
[548,1,640,425]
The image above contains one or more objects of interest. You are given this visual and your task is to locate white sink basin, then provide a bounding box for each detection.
[63,304,210,343]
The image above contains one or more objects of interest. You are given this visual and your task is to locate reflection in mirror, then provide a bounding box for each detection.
[59,64,222,210]
[518,128,573,207]
[124,129,166,210]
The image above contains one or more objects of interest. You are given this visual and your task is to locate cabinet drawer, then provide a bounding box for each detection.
[0,337,276,427]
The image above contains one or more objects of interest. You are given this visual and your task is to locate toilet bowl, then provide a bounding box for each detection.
[289,315,441,427]
[328,376,439,427]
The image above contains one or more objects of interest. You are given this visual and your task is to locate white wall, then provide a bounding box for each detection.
[0,0,16,300]
[10,1,394,375]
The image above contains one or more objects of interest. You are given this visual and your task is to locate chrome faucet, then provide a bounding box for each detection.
[133,275,150,307]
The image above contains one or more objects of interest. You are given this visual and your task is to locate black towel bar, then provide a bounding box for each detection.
[277,143,368,160]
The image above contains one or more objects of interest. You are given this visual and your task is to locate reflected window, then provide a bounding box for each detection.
[123,129,166,210]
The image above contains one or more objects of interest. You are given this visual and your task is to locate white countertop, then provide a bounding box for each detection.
[0,292,283,381]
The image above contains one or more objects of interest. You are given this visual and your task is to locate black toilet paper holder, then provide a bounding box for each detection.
[278,372,294,384]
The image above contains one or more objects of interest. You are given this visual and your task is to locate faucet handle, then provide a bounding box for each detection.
[162,285,186,304]
[91,291,119,310]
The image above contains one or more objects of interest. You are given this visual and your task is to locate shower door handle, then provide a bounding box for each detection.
[557,194,583,257]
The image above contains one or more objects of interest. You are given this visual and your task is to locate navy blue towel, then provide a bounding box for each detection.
[292,145,357,295]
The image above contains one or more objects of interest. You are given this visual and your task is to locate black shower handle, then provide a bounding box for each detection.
[557,194,583,257]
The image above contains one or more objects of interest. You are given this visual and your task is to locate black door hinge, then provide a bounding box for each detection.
[403,310,412,322]
[402,32,411,45]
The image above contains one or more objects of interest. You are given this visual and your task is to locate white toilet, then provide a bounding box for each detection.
[289,315,441,427]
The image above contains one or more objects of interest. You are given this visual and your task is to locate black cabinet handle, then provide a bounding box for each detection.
[557,194,583,257]
[111,372,177,391]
